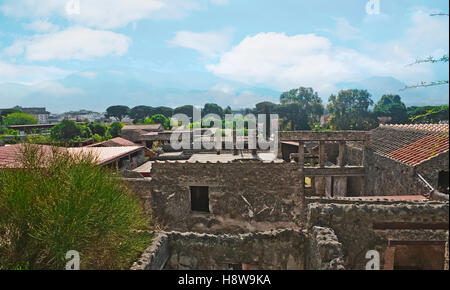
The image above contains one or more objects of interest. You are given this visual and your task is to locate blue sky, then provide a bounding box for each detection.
[0,0,448,112]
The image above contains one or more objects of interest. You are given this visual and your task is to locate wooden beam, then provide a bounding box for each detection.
[373,222,449,230]
[298,141,304,167]
[279,131,370,141]
[303,166,365,177]
[319,141,326,168]
[337,141,346,167]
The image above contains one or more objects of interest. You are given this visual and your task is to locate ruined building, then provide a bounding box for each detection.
[124,129,449,270]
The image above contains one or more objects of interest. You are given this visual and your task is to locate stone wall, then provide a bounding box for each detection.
[133,229,307,270]
[149,160,304,233]
[307,202,449,269]
[307,226,345,270]
[345,145,448,196]
[416,152,449,191]
[131,232,169,270]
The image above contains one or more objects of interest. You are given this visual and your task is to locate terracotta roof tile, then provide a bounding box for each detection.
[370,124,449,167]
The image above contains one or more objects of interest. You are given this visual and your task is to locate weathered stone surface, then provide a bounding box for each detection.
[130,232,169,270]
[149,161,305,233]
[307,202,449,269]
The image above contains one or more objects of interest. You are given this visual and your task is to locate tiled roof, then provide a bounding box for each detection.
[122,124,163,131]
[380,123,449,133]
[0,144,144,168]
[370,124,449,166]
[88,137,138,147]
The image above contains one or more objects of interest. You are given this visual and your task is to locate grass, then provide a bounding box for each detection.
[0,144,152,270]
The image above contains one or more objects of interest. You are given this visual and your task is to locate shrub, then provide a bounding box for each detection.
[0,144,151,270]
[2,112,38,126]
[50,120,83,141]
[108,122,123,138]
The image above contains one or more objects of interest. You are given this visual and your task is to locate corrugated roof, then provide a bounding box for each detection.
[370,124,449,166]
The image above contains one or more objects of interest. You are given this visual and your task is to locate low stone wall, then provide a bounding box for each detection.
[133,229,307,270]
[131,232,169,270]
[149,161,304,234]
[307,226,345,270]
[307,202,449,269]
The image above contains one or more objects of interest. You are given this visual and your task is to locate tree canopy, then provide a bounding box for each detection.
[2,112,38,126]
[373,94,409,124]
[105,105,130,122]
[327,89,378,130]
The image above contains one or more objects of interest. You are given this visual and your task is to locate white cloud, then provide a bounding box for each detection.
[22,20,59,33]
[3,27,131,61]
[169,29,233,58]
[0,61,73,85]
[334,18,361,41]
[208,11,446,95]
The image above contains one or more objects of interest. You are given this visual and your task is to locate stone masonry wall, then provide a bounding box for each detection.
[307,226,345,270]
[149,161,303,234]
[307,202,449,269]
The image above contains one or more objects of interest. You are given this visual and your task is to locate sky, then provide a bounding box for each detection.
[0,0,448,113]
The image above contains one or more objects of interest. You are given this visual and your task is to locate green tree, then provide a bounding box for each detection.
[278,87,324,130]
[407,105,449,123]
[150,114,168,125]
[108,122,124,138]
[153,106,173,118]
[173,105,194,119]
[373,94,409,124]
[327,89,379,130]
[129,106,154,123]
[88,122,107,137]
[202,103,224,118]
[50,120,83,141]
[2,112,39,126]
[224,106,232,115]
[105,105,130,122]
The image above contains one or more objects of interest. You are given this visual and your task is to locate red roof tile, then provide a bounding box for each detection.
[370,124,449,167]
[388,135,449,166]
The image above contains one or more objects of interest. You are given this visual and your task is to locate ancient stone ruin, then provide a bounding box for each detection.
[125,129,449,270]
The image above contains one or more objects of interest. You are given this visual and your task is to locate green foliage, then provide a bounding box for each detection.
[0,144,151,269]
[277,87,324,130]
[129,106,154,123]
[373,94,409,124]
[173,105,194,119]
[203,103,223,118]
[2,112,38,126]
[408,105,449,123]
[50,120,83,141]
[88,122,107,137]
[153,106,173,118]
[224,106,232,115]
[105,105,130,122]
[108,122,124,138]
[327,89,379,130]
